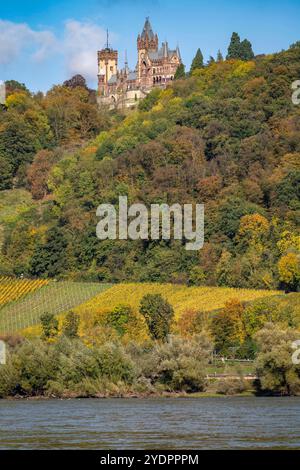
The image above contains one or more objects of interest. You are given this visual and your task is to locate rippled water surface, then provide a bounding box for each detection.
[0,397,299,449]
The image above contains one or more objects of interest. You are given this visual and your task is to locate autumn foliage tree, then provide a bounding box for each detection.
[278,253,300,292]
[211,300,246,356]
[27,149,60,199]
[140,294,174,341]
[41,312,59,340]
[62,311,80,339]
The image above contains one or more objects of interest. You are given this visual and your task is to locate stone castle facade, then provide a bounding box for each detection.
[97,18,182,109]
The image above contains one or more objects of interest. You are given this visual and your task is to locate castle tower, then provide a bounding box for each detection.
[98,31,118,96]
[137,17,158,84]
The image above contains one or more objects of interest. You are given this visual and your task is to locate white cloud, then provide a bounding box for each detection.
[63,20,108,81]
[0,18,113,84]
[0,20,58,64]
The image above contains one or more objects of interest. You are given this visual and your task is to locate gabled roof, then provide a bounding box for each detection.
[148,43,180,61]
[108,71,137,85]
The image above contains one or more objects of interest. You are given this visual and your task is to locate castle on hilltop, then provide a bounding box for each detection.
[97,18,182,109]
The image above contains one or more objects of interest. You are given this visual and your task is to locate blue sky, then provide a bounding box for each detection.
[0,0,299,92]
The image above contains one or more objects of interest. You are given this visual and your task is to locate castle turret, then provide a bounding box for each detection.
[97,31,118,96]
[162,41,169,59]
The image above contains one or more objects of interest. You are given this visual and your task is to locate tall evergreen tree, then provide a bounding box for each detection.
[217,49,224,62]
[0,154,13,190]
[240,39,255,60]
[227,32,241,59]
[174,63,186,80]
[190,48,204,73]
[227,33,255,61]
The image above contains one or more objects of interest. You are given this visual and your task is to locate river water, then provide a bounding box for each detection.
[0,397,299,449]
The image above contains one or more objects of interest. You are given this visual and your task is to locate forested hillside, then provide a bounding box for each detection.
[0,45,299,290]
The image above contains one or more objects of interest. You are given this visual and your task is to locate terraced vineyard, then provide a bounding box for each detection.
[0,281,112,333]
[76,283,281,319]
[0,276,48,307]
[0,279,287,336]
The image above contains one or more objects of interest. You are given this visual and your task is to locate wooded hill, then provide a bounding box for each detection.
[0,44,299,290]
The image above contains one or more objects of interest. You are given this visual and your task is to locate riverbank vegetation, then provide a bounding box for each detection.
[1,292,299,398]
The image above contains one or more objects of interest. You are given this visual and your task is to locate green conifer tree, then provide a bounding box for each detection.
[240,39,255,60]
[227,33,254,61]
[217,49,224,62]
[0,154,13,190]
[227,32,241,59]
[190,48,204,73]
[174,63,186,80]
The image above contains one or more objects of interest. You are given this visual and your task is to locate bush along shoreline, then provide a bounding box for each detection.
[1,294,300,399]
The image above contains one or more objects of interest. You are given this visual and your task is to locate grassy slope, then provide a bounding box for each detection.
[0,281,112,333]
[0,189,34,224]
[75,283,281,319]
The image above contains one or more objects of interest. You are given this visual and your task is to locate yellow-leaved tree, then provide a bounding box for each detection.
[278,253,300,292]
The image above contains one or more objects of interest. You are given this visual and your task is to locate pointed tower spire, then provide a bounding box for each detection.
[106,29,109,49]
[176,44,182,62]
[141,17,155,40]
